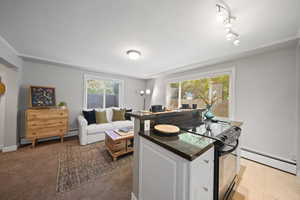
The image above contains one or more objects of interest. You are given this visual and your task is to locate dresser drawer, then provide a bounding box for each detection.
[27,109,68,121]
[27,119,67,130]
[27,126,67,138]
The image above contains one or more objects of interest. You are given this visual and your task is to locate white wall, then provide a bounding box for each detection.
[0,70,6,149]
[0,63,20,150]
[297,41,300,175]
[19,60,147,138]
[0,35,21,151]
[146,45,298,163]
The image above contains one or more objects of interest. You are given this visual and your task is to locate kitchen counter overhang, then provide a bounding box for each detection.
[139,130,215,161]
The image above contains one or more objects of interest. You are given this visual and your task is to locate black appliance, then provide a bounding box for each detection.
[214,126,241,200]
[185,121,241,200]
[181,104,190,109]
[150,105,163,113]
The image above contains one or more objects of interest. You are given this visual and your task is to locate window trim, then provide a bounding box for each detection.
[83,74,125,109]
[165,67,236,120]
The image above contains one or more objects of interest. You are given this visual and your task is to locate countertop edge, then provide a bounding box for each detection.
[139,132,214,161]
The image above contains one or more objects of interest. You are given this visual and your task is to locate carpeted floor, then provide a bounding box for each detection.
[0,137,133,200]
[2,136,299,200]
[57,142,132,192]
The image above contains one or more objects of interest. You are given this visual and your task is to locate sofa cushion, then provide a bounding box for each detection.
[86,123,114,135]
[111,120,133,129]
[105,108,113,122]
[95,111,108,124]
[112,109,126,121]
[125,109,132,120]
[82,110,96,125]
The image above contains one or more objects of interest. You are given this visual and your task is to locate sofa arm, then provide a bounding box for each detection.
[77,115,88,145]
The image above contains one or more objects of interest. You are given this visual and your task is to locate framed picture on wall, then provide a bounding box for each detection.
[29,86,56,108]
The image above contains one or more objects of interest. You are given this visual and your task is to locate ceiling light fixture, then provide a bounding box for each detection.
[126,50,141,60]
[216,0,241,46]
[233,39,240,46]
[216,4,226,22]
[226,31,234,40]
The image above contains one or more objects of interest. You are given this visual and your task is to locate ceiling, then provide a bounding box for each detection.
[0,0,299,79]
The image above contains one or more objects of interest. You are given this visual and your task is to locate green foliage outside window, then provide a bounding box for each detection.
[87,79,119,95]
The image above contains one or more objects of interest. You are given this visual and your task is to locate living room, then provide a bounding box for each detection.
[0,0,300,200]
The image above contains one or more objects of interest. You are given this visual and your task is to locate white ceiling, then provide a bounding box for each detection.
[0,0,299,79]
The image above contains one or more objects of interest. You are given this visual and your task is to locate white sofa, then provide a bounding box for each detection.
[77,107,133,145]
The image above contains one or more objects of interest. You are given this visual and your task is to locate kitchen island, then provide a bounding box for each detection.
[127,109,242,200]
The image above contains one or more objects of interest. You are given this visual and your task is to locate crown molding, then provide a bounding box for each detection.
[0,35,22,69]
[0,36,18,55]
[145,36,300,79]
[19,54,148,80]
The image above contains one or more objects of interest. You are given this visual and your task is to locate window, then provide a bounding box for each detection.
[84,75,124,109]
[167,72,232,118]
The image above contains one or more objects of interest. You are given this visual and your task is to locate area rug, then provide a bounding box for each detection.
[56,142,133,192]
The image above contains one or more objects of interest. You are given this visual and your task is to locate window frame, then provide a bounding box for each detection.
[83,74,125,109]
[165,67,236,120]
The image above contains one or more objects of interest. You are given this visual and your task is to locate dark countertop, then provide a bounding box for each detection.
[139,130,215,161]
[139,120,243,161]
[126,109,205,120]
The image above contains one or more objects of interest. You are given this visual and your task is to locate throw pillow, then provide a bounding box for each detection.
[125,109,132,120]
[112,109,126,121]
[95,111,108,124]
[82,110,96,125]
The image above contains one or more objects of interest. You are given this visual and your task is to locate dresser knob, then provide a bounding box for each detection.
[203,187,208,192]
[204,159,209,163]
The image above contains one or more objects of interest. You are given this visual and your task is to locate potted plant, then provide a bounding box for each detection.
[58,101,67,109]
[199,90,219,120]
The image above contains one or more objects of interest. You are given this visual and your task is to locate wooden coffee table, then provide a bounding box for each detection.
[105,130,134,161]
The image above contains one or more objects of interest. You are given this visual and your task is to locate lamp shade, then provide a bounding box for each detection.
[0,82,6,95]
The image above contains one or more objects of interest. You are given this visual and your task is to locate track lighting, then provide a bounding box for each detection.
[224,19,233,28]
[226,32,234,41]
[216,5,226,22]
[233,39,240,46]
[216,0,241,46]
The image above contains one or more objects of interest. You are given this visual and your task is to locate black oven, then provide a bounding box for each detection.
[214,128,240,200]
[185,122,241,200]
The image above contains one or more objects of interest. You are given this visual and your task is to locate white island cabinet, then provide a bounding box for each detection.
[138,137,214,200]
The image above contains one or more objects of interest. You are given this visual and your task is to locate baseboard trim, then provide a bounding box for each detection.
[20,130,79,145]
[0,144,3,151]
[2,145,18,152]
[131,192,138,200]
[241,148,297,174]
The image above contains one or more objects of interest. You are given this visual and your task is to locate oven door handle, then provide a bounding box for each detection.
[219,139,239,156]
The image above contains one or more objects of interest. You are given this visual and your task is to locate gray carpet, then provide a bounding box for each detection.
[56,142,133,192]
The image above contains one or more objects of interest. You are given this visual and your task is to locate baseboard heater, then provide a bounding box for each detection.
[20,128,79,145]
[241,147,297,174]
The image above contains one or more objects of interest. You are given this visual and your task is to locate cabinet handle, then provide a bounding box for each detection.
[204,159,209,163]
[203,187,208,192]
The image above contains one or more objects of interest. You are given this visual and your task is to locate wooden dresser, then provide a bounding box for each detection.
[25,108,69,147]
